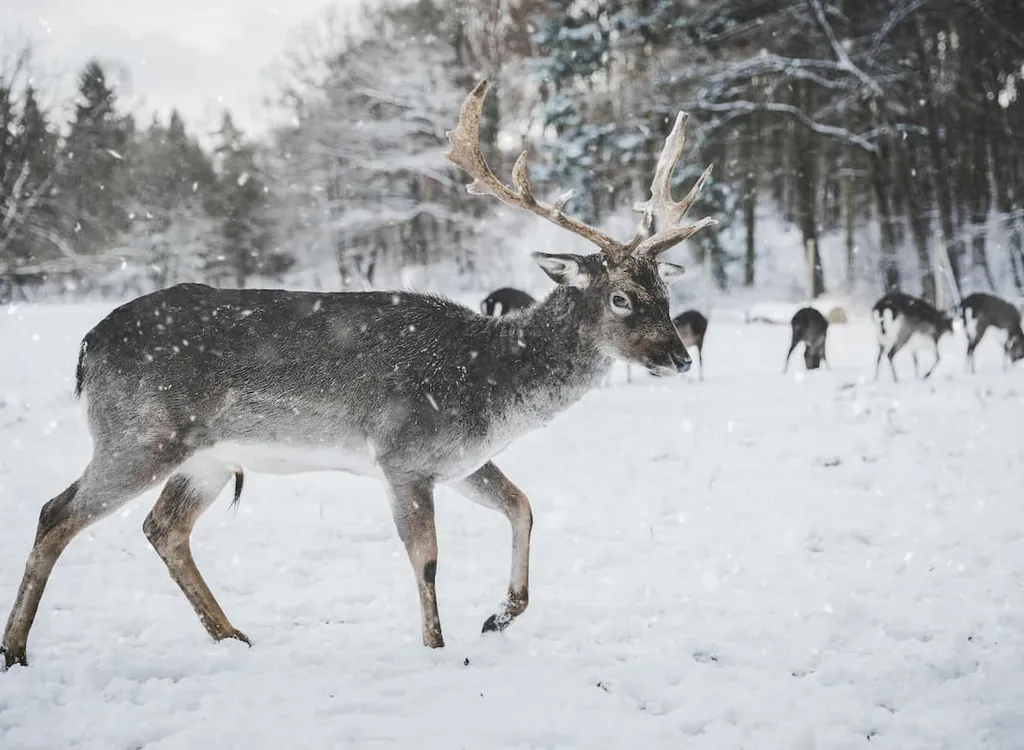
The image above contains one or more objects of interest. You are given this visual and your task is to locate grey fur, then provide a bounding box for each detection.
[960,292,1024,372]
[784,307,829,373]
[872,292,954,381]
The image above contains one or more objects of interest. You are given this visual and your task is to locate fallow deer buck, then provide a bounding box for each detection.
[1,80,715,669]
[960,292,1024,372]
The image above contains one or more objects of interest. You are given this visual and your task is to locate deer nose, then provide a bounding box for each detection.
[670,349,692,373]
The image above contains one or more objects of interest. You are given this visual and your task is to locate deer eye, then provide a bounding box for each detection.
[610,292,632,314]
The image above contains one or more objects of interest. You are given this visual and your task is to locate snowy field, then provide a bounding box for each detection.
[2,300,1024,750]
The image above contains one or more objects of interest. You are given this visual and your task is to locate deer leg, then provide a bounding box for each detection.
[453,462,533,636]
[887,347,901,382]
[385,474,443,648]
[923,341,942,379]
[873,344,886,381]
[697,345,704,381]
[784,336,799,373]
[886,325,914,383]
[143,463,249,645]
[3,450,178,668]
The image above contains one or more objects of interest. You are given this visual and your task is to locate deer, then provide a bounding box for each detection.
[1,80,716,669]
[480,287,536,317]
[960,292,1024,372]
[784,306,829,373]
[672,310,707,380]
[872,292,954,382]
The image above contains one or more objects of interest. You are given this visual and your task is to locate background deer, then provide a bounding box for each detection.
[872,292,953,381]
[1,80,715,669]
[960,292,1024,372]
[784,307,829,372]
[672,310,708,380]
[480,287,536,316]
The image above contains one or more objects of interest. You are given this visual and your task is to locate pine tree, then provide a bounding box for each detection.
[124,109,219,288]
[532,0,621,221]
[211,112,283,286]
[57,60,131,256]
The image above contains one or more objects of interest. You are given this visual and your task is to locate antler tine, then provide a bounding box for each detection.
[445,79,629,259]
[632,112,718,258]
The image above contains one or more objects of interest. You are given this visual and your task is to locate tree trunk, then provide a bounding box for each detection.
[843,153,855,293]
[793,84,825,297]
[743,116,757,287]
[914,16,962,290]
[870,145,900,292]
[895,138,935,302]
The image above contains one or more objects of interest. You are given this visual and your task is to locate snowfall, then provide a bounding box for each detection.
[1,294,1023,750]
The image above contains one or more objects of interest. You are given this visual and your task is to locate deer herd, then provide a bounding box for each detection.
[2,80,1021,671]
[485,285,1024,382]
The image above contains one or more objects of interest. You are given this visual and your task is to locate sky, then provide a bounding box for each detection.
[1,0,366,137]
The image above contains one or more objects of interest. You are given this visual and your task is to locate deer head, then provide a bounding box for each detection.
[445,80,717,376]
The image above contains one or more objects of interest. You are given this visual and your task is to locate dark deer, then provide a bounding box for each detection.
[481,287,536,317]
[672,310,707,380]
[784,307,829,372]
[872,292,953,381]
[960,292,1024,372]
[1,80,716,669]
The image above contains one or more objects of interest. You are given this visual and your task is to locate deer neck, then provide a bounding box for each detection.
[493,286,612,405]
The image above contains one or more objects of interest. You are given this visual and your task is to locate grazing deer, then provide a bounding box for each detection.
[960,292,1024,372]
[1,80,715,669]
[672,310,708,380]
[481,287,536,317]
[872,292,953,381]
[784,307,829,373]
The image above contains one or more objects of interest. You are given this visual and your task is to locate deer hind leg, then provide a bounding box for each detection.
[385,473,443,648]
[922,338,942,379]
[3,449,180,668]
[966,321,987,373]
[697,344,705,381]
[453,462,533,635]
[784,333,800,373]
[143,461,248,646]
[874,343,886,381]
[886,324,915,382]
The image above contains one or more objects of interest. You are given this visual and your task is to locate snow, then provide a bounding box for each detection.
[2,300,1024,749]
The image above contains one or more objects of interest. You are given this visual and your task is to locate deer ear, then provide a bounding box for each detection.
[531,252,592,288]
[657,261,687,285]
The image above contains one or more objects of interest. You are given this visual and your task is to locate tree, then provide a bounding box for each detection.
[122,109,220,290]
[56,60,131,257]
[212,112,284,287]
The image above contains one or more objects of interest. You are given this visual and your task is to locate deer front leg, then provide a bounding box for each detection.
[453,462,533,635]
[385,474,444,648]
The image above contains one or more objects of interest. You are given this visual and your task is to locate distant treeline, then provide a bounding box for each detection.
[2,0,1023,303]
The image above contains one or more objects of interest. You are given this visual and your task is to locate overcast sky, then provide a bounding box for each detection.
[1,0,365,137]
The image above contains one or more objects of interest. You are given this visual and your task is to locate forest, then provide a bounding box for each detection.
[1,0,1022,305]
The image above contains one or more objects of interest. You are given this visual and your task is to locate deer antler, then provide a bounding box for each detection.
[445,80,633,261]
[446,80,716,263]
[631,112,717,258]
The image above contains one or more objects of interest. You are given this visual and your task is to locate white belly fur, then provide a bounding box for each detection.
[186,441,383,478]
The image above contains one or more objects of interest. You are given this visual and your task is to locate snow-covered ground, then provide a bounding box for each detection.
[2,300,1024,750]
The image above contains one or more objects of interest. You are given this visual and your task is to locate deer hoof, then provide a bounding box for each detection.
[216,629,251,647]
[482,612,512,634]
[1,644,28,670]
